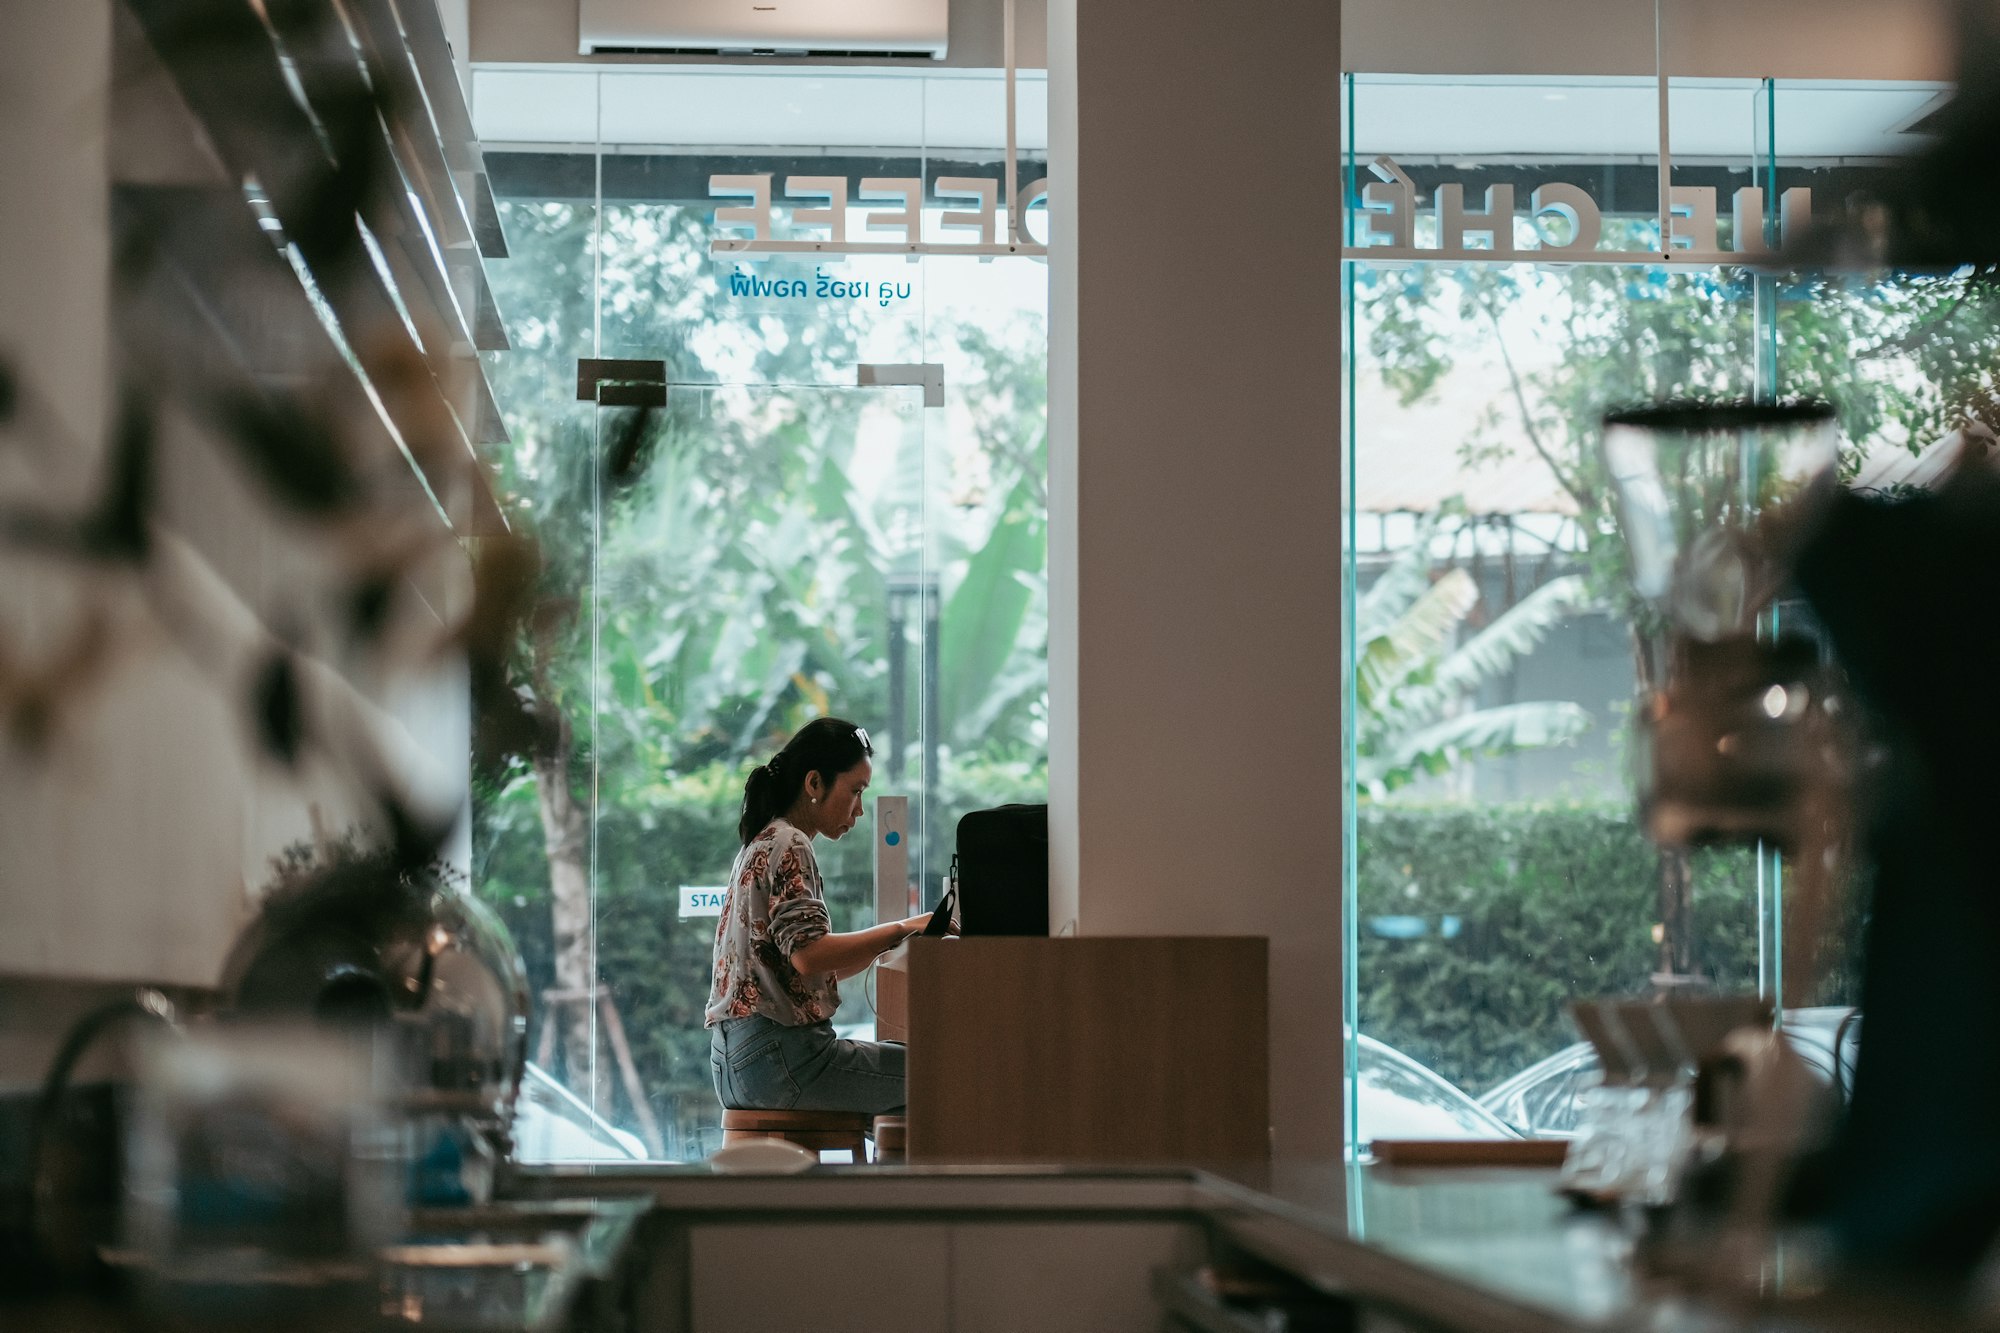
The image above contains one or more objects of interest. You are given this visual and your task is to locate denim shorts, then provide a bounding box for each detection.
[710,1013,906,1116]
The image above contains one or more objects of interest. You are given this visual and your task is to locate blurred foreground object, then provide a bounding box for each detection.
[1605,393,2000,1280]
[1559,995,1782,1212]
[123,1024,399,1330]
[1789,0,2000,273]
[219,844,531,1177]
[1788,452,2000,1277]
[24,990,177,1286]
[1604,402,1852,1009]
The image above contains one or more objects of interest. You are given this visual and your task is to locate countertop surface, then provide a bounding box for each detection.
[516,1159,1634,1330]
[513,1158,1978,1333]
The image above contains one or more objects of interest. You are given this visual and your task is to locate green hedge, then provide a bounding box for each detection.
[1357,805,1859,1095]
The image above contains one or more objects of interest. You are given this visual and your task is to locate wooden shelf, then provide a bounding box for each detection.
[118,0,511,535]
[115,184,411,478]
[394,0,510,261]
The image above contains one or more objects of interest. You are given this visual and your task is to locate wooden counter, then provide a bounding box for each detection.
[878,936,1268,1164]
[876,940,911,1044]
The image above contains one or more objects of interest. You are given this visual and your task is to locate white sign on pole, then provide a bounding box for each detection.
[679,886,727,919]
[874,795,910,926]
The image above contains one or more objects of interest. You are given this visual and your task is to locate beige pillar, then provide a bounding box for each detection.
[1047,0,1344,1158]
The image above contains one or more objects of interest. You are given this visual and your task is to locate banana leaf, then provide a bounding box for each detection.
[1355,567,1477,711]
[1376,699,1593,779]
[1356,515,1444,639]
[941,473,1045,745]
[1389,574,1595,729]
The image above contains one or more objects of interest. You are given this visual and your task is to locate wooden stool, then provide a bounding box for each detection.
[870,1116,906,1163]
[719,1108,872,1157]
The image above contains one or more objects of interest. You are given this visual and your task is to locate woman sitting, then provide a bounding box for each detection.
[706,717,932,1114]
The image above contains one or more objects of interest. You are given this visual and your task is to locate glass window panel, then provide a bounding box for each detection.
[587,383,928,1159]
[1347,73,1766,1150]
[924,72,1049,153]
[1345,72,1956,1156]
[920,249,1051,875]
[475,184,614,1161]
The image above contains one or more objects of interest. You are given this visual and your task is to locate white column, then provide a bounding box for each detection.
[1048,0,1344,1160]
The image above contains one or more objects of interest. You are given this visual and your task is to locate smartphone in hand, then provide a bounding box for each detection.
[922,887,957,937]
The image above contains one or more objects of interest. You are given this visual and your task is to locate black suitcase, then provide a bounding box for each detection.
[953,804,1049,936]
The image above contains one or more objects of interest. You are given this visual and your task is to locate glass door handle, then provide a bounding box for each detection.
[576,358,667,407]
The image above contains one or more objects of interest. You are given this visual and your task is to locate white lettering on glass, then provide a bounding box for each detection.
[1732,187,1772,255]
[785,175,849,243]
[1013,178,1050,247]
[1347,156,1814,262]
[1529,183,1602,254]
[1668,186,1718,253]
[1780,187,1813,247]
[935,177,999,246]
[857,177,923,245]
[710,174,1050,257]
[1435,183,1515,257]
[710,174,772,241]
[1360,157,1416,249]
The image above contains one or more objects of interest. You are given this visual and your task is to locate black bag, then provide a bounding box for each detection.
[953,803,1049,936]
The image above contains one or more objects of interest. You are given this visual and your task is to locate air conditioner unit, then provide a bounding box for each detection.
[578,0,949,58]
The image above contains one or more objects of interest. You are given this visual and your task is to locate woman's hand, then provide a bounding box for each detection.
[790,913,936,977]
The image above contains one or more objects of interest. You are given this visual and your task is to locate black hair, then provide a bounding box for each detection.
[738,717,874,845]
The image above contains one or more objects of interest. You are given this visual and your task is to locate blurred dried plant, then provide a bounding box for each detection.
[0,0,654,876]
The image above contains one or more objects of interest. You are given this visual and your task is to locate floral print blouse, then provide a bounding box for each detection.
[704,818,839,1027]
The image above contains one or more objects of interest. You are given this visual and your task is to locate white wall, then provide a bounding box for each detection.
[1047,0,1344,1160]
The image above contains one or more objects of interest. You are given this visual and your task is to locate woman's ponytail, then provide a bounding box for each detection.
[737,762,782,846]
[736,718,875,845]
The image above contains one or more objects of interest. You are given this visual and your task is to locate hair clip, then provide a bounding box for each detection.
[854,725,873,753]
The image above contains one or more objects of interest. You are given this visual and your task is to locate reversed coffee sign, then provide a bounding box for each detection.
[1349,156,1812,265]
[709,173,1050,259]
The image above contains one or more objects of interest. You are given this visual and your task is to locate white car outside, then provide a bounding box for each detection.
[511,1061,648,1162]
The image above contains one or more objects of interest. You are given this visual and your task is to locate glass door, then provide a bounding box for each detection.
[523,374,933,1161]
[476,113,1053,1164]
